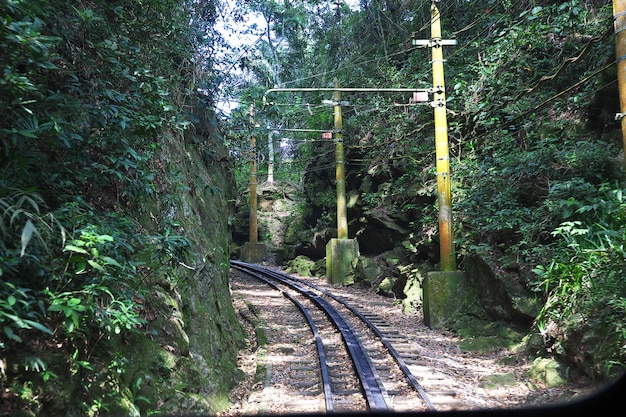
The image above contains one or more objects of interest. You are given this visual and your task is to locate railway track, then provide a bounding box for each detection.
[230,260,461,414]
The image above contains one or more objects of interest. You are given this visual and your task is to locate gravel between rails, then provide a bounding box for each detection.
[219,268,596,416]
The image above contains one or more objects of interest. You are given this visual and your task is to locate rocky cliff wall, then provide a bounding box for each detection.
[115,109,245,415]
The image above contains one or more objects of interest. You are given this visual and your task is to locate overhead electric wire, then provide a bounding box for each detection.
[241,1,611,153]
[447,0,526,60]
[274,0,482,90]
[278,50,420,88]
[419,0,616,142]
[234,1,615,193]
[414,0,456,35]
[469,32,615,133]
[219,1,434,96]
[224,0,493,104]
[510,27,613,102]
[507,62,617,126]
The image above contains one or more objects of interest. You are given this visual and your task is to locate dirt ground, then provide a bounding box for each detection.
[221,271,608,416]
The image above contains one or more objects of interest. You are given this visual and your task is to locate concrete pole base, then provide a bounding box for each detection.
[325,238,359,285]
[240,242,267,264]
[423,271,465,329]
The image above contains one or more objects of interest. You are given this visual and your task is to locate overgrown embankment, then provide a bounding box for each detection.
[1,1,244,415]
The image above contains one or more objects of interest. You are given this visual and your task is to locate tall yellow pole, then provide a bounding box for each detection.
[431,1,456,271]
[613,0,626,173]
[334,78,348,239]
[249,105,258,243]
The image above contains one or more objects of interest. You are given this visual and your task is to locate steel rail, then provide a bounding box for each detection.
[232,261,390,411]
[286,272,436,411]
[232,260,435,411]
[231,264,334,413]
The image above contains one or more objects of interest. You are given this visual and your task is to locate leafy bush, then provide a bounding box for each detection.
[0,191,159,414]
[532,182,626,378]
[0,0,223,414]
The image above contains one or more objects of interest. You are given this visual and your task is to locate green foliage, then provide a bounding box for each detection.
[531,182,626,377]
[0,0,204,209]
[0,0,229,415]
[0,194,146,341]
[0,188,63,276]
[150,222,193,269]
[0,281,52,344]
[0,188,60,346]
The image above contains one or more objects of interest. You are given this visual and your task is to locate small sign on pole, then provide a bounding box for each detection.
[412,91,429,103]
[322,131,333,139]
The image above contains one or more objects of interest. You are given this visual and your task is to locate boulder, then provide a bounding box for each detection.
[356,207,409,254]
[464,252,538,325]
[351,256,381,285]
[527,358,567,387]
[287,255,316,276]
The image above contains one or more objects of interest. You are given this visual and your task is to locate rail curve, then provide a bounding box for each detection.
[231,260,440,412]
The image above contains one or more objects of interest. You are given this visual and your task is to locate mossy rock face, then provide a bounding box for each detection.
[377,276,395,295]
[397,264,427,313]
[104,122,245,415]
[479,372,519,389]
[401,273,423,313]
[352,256,382,285]
[288,255,316,276]
[312,258,326,277]
[527,358,568,387]
[283,219,308,246]
[370,261,426,313]
[464,252,537,325]
[149,288,191,355]
[456,319,526,354]
[257,185,299,246]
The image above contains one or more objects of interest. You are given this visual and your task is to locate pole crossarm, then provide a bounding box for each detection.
[263,87,431,106]
[265,128,333,133]
[412,39,457,48]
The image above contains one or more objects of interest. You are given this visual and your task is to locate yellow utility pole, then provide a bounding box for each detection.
[240,105,266,263]
[430,0,456,271]
[262,85,428,282]
[334,78,348,239]
[613,0,626,172]
[249,104,258,244]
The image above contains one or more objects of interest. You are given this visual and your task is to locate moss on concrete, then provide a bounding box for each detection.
[456,320,526,354]
[423,271,465,328]
[326,238,359,285]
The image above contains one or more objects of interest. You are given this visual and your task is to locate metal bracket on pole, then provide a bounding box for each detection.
[432,86,445,94]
